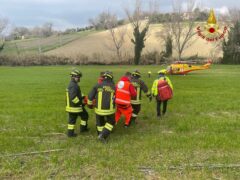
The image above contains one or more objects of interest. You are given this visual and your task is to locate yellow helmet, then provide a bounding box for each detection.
[70,69,82,77]
[103,71,113,79]
[157,69,167,74]
[132,70,141,77]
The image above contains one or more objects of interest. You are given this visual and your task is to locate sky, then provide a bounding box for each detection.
[0,0,239,31]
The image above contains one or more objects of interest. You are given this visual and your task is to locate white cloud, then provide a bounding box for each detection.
[2,0,67,4]
[216,6,229,15]
[0,0,239,31]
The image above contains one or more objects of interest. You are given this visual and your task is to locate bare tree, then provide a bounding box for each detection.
[229,8,240,24]
[0,17,8,52]
[168,0,197,60]
[149,0,161,17]
[89,12,117,30]
[41,22,53,37]
[31,22,53,38]
[104,12,127,62]
[0,18,8,36]
[125,0,150,65]
[10,26,30,39]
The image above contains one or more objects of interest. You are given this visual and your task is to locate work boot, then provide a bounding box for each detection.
[80,125,89,133]
[80,128,89,133]
[124,124,129,128]
[157,112,162,118]
[67,130,77,137]
[98,134,107,144]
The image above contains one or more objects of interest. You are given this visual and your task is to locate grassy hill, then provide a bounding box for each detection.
[46,23,222,62]
[0,65,239,179]
[1,30,96,55]
[1,23,223,63]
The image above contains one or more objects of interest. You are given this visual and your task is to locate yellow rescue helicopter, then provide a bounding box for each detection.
[166,59,212,75]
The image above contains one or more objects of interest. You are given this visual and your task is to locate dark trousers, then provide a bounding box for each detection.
[130,104,141,124]
[68,107,89,132]
[156,99,168,116]
[96,114,115,139]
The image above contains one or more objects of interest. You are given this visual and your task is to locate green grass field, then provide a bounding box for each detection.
[0,65,239,179]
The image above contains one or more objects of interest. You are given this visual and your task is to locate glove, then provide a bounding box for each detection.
[87,99,96,109]
[82,96,87,105]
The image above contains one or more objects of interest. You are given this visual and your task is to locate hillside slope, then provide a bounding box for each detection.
[46,23,222,62]
[2,30,96,55]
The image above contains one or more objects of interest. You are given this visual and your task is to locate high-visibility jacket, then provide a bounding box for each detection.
[151,75,173,97]
[88,79,115,115]
[131,77,150,104]
[115,76,136,105]
[66,80,83,113]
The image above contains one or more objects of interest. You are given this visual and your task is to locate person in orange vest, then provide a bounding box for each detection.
[115,72,137,127]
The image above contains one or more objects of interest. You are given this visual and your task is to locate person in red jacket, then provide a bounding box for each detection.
[97,72,105,84]
[115,72,137,127]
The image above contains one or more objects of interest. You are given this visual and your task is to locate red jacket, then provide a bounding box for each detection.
[118,76,136,97]
[115,76,136,105]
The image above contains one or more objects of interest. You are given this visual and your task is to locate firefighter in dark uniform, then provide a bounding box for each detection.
[87,71,115,142]
[130,70,152,124]
[66,69,89,137]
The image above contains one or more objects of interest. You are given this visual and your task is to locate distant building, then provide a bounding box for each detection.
[182,12,192,20]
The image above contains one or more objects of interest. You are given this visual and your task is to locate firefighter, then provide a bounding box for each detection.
[148,71,152,78]
[88,71,115,142]
[115,72,137,127]
[151,69,173,118]
[66,69,89,137]
[130,70,152,124]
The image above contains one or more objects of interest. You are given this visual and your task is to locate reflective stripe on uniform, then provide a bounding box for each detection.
[104,123,113,131]
[97,126,104,132]
[115,98,130,104]
[130,100,141,104]
[72,96,80,104]
[66,106,82,113]
[68,124,75,130]
[132,113,138,117]
[80,120,87,126]
[117,89,130,95]
[136,87,140,101]
[87,99,93,105]
[98,91,102,110]
[95,108,115,116]
[66,89,70,107]
[66,89,82,112]
[110,92,113,111]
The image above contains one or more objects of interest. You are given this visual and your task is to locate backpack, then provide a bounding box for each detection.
[157,78,173,101]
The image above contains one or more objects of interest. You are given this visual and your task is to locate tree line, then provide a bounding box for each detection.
[88,0,240,65]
